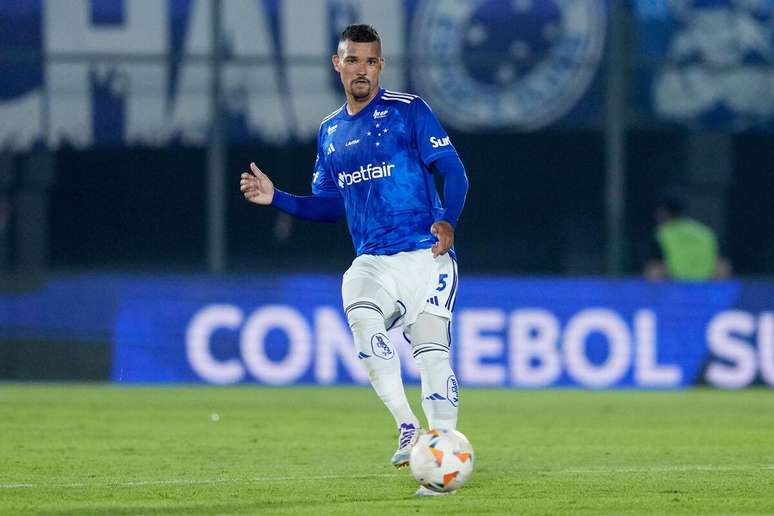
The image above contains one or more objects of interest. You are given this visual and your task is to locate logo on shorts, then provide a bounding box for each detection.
[371,333,394,360]
[411,0,606,130]
[447,375,459,406]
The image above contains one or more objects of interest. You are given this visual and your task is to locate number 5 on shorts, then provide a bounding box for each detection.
[436,274,448,292]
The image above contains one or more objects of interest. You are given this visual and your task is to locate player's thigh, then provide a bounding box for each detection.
[421,252,459,321]
[342,258,398,321]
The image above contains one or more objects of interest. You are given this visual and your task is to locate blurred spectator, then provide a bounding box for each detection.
[643,193,731,281]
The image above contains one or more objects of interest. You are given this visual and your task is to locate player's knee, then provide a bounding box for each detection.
[413,346,450,370]
[408,313,449,347]
[412,338,450,370]
[342,278,395,320]
[347,307,398,364]
[409,312,451,367]
[345,305,384,333]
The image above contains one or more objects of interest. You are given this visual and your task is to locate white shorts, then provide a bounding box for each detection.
[341,248,459,329]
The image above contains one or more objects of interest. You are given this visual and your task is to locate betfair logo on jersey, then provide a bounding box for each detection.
[337,162,395,188]
[429,135,451,148]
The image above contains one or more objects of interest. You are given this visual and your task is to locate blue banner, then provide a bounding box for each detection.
[0,0,607,150]
[1,274,773,388]
[633,0,774,130]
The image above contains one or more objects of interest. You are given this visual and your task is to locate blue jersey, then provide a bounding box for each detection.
[312,88,458,256]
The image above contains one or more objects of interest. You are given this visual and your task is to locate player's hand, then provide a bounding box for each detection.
[240,162,275,205]
[431,220,454,258]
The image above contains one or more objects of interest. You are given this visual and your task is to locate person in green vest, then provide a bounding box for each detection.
[644,194,731,281]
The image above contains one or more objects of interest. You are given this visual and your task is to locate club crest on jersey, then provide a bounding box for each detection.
[371,333,394,360]
[411,0,606,130]
[337,162,395,188]
[372,109,389,119]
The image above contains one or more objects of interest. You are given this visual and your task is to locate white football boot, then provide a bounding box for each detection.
[414,485,455,497]
[390,422,421,468]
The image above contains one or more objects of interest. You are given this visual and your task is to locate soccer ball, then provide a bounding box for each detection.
[409,429,475,493]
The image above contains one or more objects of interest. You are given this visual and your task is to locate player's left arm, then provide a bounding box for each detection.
[430,154,468,257]
[411,98,469,257]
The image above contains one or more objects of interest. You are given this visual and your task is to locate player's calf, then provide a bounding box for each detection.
[346,301,421,464]
[409,313,459,431]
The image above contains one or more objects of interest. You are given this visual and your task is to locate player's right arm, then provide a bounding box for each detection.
[241,122,345,222]
[240,162,345,223]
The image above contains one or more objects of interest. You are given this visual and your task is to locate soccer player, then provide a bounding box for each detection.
[240,24,468,479]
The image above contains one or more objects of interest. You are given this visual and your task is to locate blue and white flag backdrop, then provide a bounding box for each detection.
[633,0,774,130]
[1,274,773,389]
[5,1,774,149]
[0,0,608,150]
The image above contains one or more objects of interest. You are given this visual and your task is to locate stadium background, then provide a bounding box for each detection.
[0,0,772,389]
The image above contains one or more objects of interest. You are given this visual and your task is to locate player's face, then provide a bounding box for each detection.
[332,40,384,101]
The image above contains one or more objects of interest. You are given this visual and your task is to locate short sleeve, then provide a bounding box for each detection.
[413,98,458,166]
[311,131,340,197]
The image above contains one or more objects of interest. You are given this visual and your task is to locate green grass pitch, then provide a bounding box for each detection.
[1,385,773,515]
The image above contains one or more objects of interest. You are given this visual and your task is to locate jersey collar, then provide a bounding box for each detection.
[341,88,385,121]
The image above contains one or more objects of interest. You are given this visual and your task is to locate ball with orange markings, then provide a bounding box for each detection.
[409,429,475,493]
